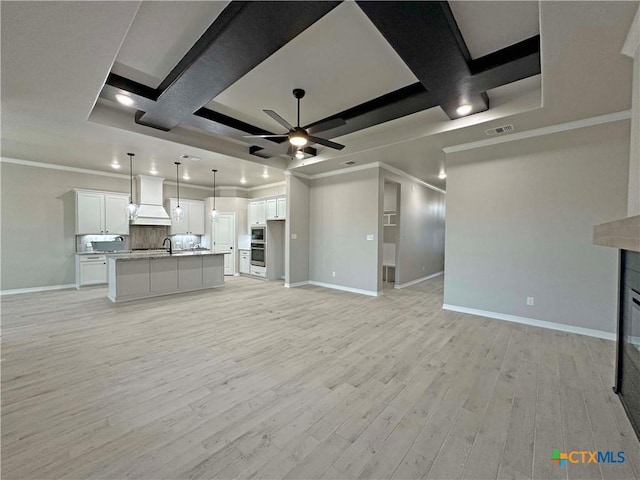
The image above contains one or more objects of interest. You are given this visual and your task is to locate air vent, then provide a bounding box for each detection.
[485,124,514,136]
[341,160,357,166]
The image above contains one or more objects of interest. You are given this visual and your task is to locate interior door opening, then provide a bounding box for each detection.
[383,180,400,290]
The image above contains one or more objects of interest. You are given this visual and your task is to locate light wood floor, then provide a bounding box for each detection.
[2,276,639,480]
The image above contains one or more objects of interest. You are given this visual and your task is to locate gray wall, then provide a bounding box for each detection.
[309,168,380,293]
[1,162,131,289]
[444,121,630,334]
[628,47,639,215]
[381,169,446,288]
[285,174,310,285]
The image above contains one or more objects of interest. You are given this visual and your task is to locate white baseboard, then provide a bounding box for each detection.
[284,281,310,288]
[395,271,444,289]
[308,281,381,297]
[1,284,76,296]
[442,304,615,341]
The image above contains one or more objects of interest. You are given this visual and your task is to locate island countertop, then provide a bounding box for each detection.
[108,251,224,261]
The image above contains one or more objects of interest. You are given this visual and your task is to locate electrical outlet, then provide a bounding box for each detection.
[332,271,336,278]
[527,297,535,306]
[291,233,297,240]
[366,234,374,241]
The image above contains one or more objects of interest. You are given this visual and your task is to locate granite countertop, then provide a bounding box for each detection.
[108,250,223,261]
[593,215,640,252]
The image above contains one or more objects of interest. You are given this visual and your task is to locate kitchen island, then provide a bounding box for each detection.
[107,251,224,302]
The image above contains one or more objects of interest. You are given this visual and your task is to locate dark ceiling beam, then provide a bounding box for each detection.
[356,1,489,119]
[134,1,341,131]
[469,35,541,92]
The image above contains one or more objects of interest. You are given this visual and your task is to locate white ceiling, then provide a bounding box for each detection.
[208,2,418,131]
[1,1,637,191]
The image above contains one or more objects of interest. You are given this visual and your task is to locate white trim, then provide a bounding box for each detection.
[379,163,446,194]
[164,180,213,192]
[247,181,286,191]
[442,110,632,154]
[1,284,76,296]
[286,161,446,194]
[284,280,310,288]
[622,5,640,57]
[307,162,381,179]
[1,157,285,192]
[286,171,312,180]
[394,271,444,289]
[441,304,615,341]
[1,157,129,179]
[308,280,381,297]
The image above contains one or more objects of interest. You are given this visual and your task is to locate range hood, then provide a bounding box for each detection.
[130,175,172,226]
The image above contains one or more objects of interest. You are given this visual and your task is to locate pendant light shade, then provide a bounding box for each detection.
[209,169,218,221]
[173,162,184,222]
[125,153,139,220]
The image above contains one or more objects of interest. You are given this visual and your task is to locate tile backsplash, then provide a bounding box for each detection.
[129,225,169,249]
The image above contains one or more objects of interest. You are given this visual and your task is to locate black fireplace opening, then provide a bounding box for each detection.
[615,249,640,440]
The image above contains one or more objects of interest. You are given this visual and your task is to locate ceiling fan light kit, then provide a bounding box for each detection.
[243,89,346,152]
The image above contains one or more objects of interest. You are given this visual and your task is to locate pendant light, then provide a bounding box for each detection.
[173,161,184,222]
[125,153,139,220]
[209,169,218,221]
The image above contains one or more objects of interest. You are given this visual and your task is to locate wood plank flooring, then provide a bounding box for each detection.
[1,276,639,479]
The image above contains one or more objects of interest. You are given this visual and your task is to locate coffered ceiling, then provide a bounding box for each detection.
[1,1,637,190]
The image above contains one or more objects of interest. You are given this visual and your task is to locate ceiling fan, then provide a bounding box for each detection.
[244,89,346,152]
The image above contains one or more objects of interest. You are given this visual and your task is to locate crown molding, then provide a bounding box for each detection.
[0,157,284,192]
[622,4,640,57]
[442,109,632,154]
[379,162,446,194]
[1,157,130,179]
[306,161,382,179]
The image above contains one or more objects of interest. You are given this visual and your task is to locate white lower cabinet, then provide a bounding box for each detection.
[76,255,107,287]
[239,250,251,274]
[250,265,266,278]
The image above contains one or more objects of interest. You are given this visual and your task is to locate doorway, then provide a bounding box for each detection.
[383,181,400,289]
[212,212,236,276]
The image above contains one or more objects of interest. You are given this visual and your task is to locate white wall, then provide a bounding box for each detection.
[309,168,380,294]
[248,183,286,199]
[443,121,630,334]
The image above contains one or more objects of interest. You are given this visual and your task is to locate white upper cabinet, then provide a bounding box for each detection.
[104,195,130,234]
[167,198,205,235]
[266,197,286,221]
[188,201,205,235]
[248,200,266,226]
[75,190,129,235]
[276,197,286,220]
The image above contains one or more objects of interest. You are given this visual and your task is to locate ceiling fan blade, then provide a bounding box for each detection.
[242,134,288,138]
[264,110,294,131]
[306,117,346,135]
[307,135,345,150]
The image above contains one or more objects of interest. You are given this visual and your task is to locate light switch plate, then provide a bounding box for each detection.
[291,234,297,239]
[367,234,374,241]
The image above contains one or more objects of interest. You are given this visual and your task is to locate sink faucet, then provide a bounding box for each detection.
[163,237,172,255]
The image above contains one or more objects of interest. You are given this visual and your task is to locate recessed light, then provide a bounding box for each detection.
[149,169,158,175]
[438,172,447,179]
[262,173,269,179]
[183,174,190,181]
[240,177,247,184]
[115,94,134,107]
[111,163,121,169]
[456,104,472,116]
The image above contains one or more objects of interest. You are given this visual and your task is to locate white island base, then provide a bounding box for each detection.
[107,252,225,302]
